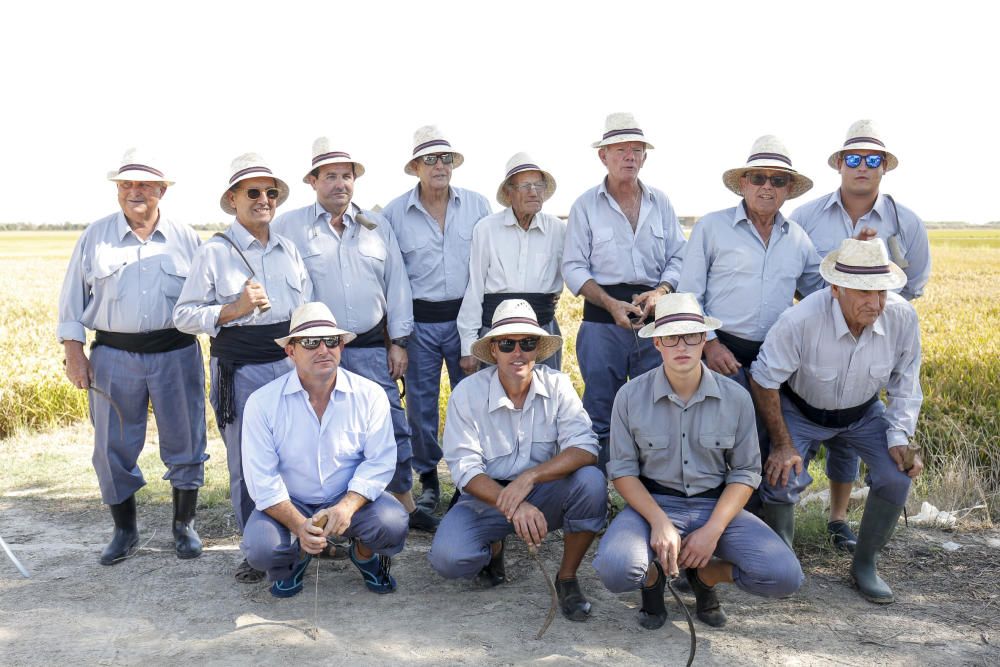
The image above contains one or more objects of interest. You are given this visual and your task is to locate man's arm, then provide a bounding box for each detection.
[380,222,413,379]
[679,483,754,569]
[614,475,682,577]
[749,377,802,488]
[457,222,489,373]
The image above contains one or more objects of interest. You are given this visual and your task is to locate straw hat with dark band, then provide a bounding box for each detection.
[721,135,813,199]
[220,152,290,215]
[107,148,174,186]
[404,125,465,176]
[275,302,356,347]
[304,137,365,183]
[639,292,722,339]
[471,299,562,364]
[828,119,898,172]
[496,152,557,208]
[592,112,654,149]
[819,238,906,291]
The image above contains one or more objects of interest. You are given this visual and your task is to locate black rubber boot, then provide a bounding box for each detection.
[417,470,440,513]
[851,493,903,604]
[172,487,203,559]
[827,520,858,553]
[477,538,506,587]
[686,568,728,627]
[761,502,796,550]
[100,495,139,566]
[638,561,668,629]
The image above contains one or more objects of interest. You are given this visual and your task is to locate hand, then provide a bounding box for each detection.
[704,338,741,376]
[632,288,662,320]
[854,226,878,242]
[388,345,408,380]
[511,501,547,548]
[679,524,722,570]
[607,299,643,330]
[496,472,535,520]
[63,343,93,389]
[889,445,924,479]
[238,280,270,316]
[764,442,804,488]
[460,355,480,376]
[295,514,329,555]
[322,502,357,537]
[649,517,682,577]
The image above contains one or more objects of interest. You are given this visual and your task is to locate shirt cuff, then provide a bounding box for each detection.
[885,429,909,448]
[748,366,782,390]
[606,460,640,481]
[348,477,387,503]
[564,441,599,458]
[256,490,291,512]
[455,464,487,493]
[725,470,761,490]
[57,322,87,344]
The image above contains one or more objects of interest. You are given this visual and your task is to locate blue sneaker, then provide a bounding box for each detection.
[349,542,397,594]
[270,553,312,598]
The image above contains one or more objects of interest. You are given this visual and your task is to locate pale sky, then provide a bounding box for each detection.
[3,1,997,226]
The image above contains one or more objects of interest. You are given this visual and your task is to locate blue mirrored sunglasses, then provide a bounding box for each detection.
[843,154,884,169]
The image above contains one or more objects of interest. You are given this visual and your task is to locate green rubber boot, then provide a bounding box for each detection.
[850,493,903,604]
[761,503,795,550]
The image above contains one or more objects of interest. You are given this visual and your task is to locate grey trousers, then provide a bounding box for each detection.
[406,320,464,475]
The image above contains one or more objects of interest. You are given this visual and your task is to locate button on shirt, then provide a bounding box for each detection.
[677,204,824,342]
[443,365,599,492]
[750,288,922,447]
[609,364,761,494]
[381,185,492,301]
[58,211,201,343]
[793,190,930,300]
[457,209,566,356]
[242,367,397,509]
[562,179,686,295]
[272,202,413,339]
[172,221,313,337]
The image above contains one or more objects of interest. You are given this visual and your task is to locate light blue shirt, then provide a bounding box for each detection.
[677,204,824,342]
[381,184,491,301]
[562,179,686,295]
[272,202,413,339]
[57,211,201,343]
[792,190,930,300]
[241,367,397,509]
[172,220,313,337]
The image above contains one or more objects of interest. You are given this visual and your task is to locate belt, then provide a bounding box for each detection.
[413,298,463,323]
[781,383,878,429]
[481,292,557,328]
[640,476,725,499]
[714,330,763,369]
[210,322,291,427]
[582,283,655,325]
[349,318,387,348]
[93,328,195,354]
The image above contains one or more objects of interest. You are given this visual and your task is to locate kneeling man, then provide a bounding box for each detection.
[242,302,408,597]
[429,299,607,622]
[594,293,801,629]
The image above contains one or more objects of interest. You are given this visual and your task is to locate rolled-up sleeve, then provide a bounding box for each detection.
[347,389,396,500]
[724,390,762,489]
[242,391,290,511]
[885,310,923,447]
[606,388,641,480]
[750,313,802,390]
[554,373,599,456]
[57,234,90,344]
[442,389,487,492]
[562,197,595,296]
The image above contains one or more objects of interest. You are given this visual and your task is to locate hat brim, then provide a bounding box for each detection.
[592,134,654,150]
[302,158,366,184]
[827,147,899,172]
[108,170,175,186]
[220,175,291,216]
[275,325,357,348]
[471,324,562,365]
[721,166,813,199]
[638,315,722,339]
[496,168,557,208]
[819,253,907,291]
[404,150,465,176]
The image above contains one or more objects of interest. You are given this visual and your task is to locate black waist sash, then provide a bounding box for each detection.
[413,298,463,323]
[640,476,725,500]
[780,383,878,429]
[582,283,655,325]
[481,292,557,328]
[349,319,387,349]
[210,322,290,427]
[714,330,764,369]
[93,328,195,354]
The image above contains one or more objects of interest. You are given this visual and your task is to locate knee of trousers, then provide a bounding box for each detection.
[563,466,609,524]
[427,533,489,580]
[870,466,912,506]
[242,516,293,572]
[593,543,648,594]
[733,540,804,598]
[825,450,861,483]
[358,497,409,556]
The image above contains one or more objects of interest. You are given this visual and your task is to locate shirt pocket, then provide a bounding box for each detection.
[480,431,515,461]
[336,430,365,457]
[864,363,893,397]
[91,252,129,299]
[216,273,248,302]
[802,363,838,391]
[529,423,559,464]
[590,225,617,268]
[697,433,735,475]
[159,257,189,299]
[358,232,387,263]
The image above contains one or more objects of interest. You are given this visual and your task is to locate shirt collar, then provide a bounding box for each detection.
[115,211,167,242]
[827,189,885,222]
[734,201,788,233]
[311,201,361,230]
[487,366,548,412]
[230,219,284,252]
[282,367,355,397]
[502,207,546,233]
[651,363,720,407]
[408,184,460,213]
[598,177,652,203]
[829,289,887,339]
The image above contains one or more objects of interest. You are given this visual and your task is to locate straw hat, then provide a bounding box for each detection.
[638,293,722,339]
[471,299,563,364]
[592,112,654,149]
[107,148,174,185]
[721,135,813,199]
[819,238,906,291]
[404,125,465,175]
[303,137,365,183]
[274,302,357,347]
[496,152,557,208]
[827,119,898,172]
[219,152,290,215]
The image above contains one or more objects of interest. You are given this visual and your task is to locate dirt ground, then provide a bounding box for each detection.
[2,430,999,666]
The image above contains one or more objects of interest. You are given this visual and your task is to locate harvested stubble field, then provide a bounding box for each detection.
[1,228,999,665]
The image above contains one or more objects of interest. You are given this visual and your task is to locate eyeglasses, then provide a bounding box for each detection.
[746,173,791,188]
[243,187,280,200]
[420,153,455,166]
[295,336,342,350]
[511,182,547,193]
[659,332,705,347]
[117,181,162,192]
[493,337,540,353]
[843,154,884,169]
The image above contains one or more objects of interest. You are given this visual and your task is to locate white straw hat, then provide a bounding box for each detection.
[819,238,906,291]
[496,152,557,208]
[471,299,562,364]
[303,137,365,183]
[638,293,722,338]
[721,135,813,199]
[828,119,898,172]
[404,125,465,176]
[220,152,290,215]
[274,302,357,347]
[107,148,174,185]
[592,112,654,149]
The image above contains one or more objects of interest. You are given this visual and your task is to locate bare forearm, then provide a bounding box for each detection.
[335,491,368,515]
[517,448,597,487]
[578,279,614,309]
[264,499,308,533]
[703,483,753,533]
[749,379,793,448]
[463,473,508,506]
[613,476,671,528]
[216,301,247,327]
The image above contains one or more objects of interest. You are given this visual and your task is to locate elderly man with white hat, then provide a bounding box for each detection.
[241,302,408,598]
[174,153,313,583]
[58,149,207,565]
[382,125,492,515]
[562,112,687,471]
[429,299,606,623]
[272,138,436,535]
[749,238,924,604]
[593,293,802,630]
[457,152,565,376]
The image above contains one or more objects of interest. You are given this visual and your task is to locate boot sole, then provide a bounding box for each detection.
[99,540,139,566]
[852,577,895,604]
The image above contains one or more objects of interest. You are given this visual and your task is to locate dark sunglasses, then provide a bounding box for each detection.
[420,153,455,166]
[295,336,342,350]
[843,153,884,169]
[747,173,791,188]
[494,337,540,353]
[243,187,280,200]
[659,332,705,347]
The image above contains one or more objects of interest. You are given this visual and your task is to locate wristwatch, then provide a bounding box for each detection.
[657,282,674,295]
[391,336,409,349]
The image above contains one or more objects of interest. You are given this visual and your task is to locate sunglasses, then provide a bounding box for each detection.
[243,187,280,200]
[659,332,705,347]
[511,181,547,193]
[843,153,884,169]
[295,336,342,350]
[747,173,791,188]
[420,153,455,166]
[493,337,540,353]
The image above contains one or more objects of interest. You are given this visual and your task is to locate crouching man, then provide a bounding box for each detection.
[241,302,408,597]
[594,293,802,629]
[429,299,607,622]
